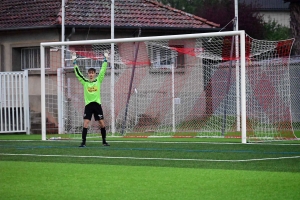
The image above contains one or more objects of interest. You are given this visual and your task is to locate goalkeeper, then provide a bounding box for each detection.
[73,54,110,147]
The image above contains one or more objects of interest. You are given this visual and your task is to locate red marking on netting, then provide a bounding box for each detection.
[170,46,249,61]
[276,39,294,57]
[221,36,235,61]
[70,46,100,60]
[219,35,252,61]
[245,35,252,59]
[170,47,199,57]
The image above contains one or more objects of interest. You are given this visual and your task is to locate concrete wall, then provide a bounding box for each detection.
[0,29,60,72]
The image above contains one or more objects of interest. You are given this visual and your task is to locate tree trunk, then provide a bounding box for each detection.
[290,2,300,55]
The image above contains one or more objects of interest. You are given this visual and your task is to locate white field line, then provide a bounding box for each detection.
[1,140,300,146]
[0,153,299,162]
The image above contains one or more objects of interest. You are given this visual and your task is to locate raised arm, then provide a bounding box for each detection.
[97,57,108,83]
[97,52,109,84]
[73,60,88,85]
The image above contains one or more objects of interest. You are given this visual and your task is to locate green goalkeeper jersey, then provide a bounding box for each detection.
[74,62,108,105]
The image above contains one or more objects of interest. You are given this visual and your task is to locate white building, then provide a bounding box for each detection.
[242,0,290,27]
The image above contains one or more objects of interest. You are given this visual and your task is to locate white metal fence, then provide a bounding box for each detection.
[289,56,300,130]
[0,71,30,134]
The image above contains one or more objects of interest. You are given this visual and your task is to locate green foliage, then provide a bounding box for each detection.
[158,0,267,39]
[157,0,204,14]
[263,19,292,40]
[194,0,266,39]
[157,0,293,41]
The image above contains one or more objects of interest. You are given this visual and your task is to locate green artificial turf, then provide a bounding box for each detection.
[0,135,299,200]
[0,161,299,200]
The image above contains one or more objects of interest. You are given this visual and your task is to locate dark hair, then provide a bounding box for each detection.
[88,68,96,73]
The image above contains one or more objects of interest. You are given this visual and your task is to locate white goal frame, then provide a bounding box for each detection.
[40,30,247,143]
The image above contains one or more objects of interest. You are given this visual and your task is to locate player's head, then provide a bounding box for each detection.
[88,68,96,73]
[87,68,96,80]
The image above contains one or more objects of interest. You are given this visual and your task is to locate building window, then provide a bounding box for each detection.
[21,47,50,70]
[149,44,184,69]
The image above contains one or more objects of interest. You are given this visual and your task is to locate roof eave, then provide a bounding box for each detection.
[0,25,60,32]
[65,25,221,31]
[0,25,221,33]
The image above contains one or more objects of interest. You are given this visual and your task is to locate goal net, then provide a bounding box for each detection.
[40,31,297,142]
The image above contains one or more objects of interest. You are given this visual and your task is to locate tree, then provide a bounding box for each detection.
[263,19,291,41]
[157,0,202,14]
[194,0,265,39]
[284,0,300,55]
[158,0,265,39]
[157,0,294,42]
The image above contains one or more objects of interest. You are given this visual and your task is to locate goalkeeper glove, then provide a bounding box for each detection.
[104,51,109,62]
[72,52,77,65]
[73,58,77,65]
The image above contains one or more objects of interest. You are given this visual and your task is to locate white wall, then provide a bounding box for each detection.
[260,11,290,27]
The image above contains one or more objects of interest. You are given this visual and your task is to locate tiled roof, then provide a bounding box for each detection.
[0,0,62,29]
[0,0,219,30]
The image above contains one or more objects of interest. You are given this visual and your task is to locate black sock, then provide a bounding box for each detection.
[101,128,106,143]
[82,128,88,144]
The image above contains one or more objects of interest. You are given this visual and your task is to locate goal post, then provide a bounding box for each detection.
[240,32,246,143]
[40,30,296,143]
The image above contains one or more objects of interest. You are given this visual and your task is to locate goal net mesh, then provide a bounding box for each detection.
[43,33,297,142]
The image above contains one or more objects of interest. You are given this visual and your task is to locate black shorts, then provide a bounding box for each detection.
[83,102,104,121]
